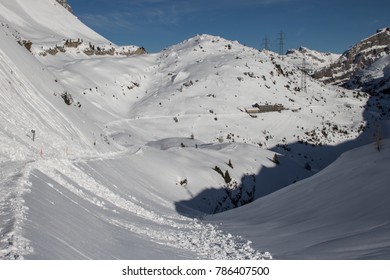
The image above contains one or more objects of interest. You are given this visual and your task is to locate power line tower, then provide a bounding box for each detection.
[278,31,285,55]
[300,57,308,93]
[263,36,270,51]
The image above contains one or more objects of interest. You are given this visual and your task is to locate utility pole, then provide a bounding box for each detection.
[263,36,270,51]
[278,31,285,55]
[300,57,308,93]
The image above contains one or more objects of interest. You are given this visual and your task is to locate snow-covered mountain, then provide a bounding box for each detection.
[285,46,340,72]
[0,0,389,260]
[314,27,390,93]
[0,0,144,60]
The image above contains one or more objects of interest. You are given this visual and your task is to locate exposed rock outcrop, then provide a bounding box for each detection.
[314,27,390,89]
[56,0,73,13]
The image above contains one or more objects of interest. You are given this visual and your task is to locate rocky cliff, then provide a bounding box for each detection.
[314,27,390,91]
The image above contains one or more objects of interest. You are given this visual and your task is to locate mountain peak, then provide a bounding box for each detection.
[285,46,340,71]
[171,34,240,51]
[376,27,390,34]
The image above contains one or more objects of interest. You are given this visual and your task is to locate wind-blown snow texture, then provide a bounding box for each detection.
[1,0,389,259]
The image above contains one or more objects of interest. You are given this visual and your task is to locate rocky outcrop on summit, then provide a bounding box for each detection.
[314,28,390,89]
[56,0,73,13]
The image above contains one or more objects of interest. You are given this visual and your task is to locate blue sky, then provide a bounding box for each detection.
[68,0,390,54]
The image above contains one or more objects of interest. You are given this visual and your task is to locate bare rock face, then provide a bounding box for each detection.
[56,0,73,13]
[314,28,390,89]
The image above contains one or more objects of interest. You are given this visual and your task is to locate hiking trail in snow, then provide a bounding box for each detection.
[1,153,271,259]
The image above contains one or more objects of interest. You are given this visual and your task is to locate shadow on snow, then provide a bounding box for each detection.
[175,93,390,218]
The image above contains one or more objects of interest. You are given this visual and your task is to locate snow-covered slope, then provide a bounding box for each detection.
[55,0,73,13]
[48,34,368,155]
[346,54,390,94]
[0,26,101,161]
[0,0,106,44]
[286,46,340,72]
[1,0,389,260]
[208,136,390,259]
[0,0,144,61]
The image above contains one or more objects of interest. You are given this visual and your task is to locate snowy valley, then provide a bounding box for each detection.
[0,0,389,260]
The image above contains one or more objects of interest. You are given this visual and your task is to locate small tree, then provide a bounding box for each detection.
[304,162,311,171]
[213,166,232,184]
[224,170,232,184]
[272,154,280,164]
[213,166,223,176]
[374,125,383,152]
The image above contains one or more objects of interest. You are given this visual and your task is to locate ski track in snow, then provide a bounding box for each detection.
[0,161,33,259]
[0,153,271,260]
[36,157,271,260]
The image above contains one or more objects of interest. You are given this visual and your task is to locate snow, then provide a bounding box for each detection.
[285,46,340,71]
[0,0,108,45]
[0,0,389,260]
[207,137,390,259]
[347,54,390,93]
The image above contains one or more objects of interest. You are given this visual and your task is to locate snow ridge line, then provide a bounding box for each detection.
[0,161,33,260]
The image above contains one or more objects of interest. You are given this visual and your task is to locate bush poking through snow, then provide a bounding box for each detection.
[213,166,232,184]
[272,154,280,164]
[213,166,224,177]
[304,162,312,171]
[224,170,232,184]
[179,178,188,187]
[374,125,383,152]
[61,92,73,105]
